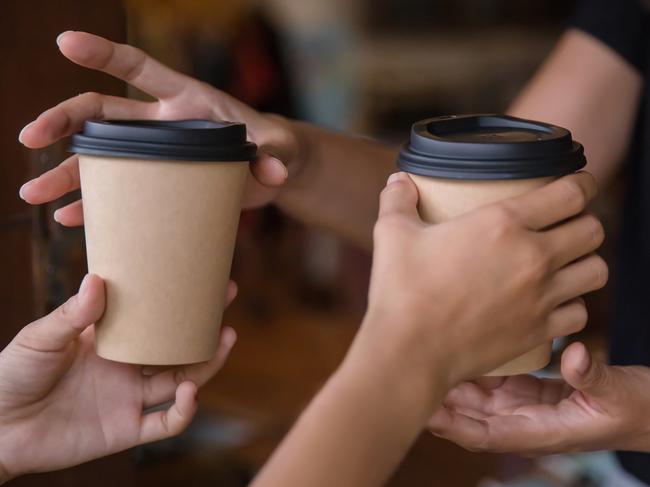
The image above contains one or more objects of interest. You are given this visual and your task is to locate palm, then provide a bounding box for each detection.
[429,374,617,455]
[0,328,146,473]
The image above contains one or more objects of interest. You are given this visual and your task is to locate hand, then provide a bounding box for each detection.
[0,274,237,482]
[428,342,650,455]
[18,31,302,222]
[355,171,607,398]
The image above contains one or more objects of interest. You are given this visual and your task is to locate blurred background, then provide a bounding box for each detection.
[0,1,621,486]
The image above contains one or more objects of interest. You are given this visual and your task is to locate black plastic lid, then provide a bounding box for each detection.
[70,120,257,162]
[397,114,586,180]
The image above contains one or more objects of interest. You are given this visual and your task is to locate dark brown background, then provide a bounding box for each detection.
[0,1,132,484]
[0,1,614,486]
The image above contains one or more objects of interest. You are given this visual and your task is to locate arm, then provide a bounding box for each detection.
[508,29,643,185]
[278,122,397,249]
[250,332,442,487]
[252,172,606,487]
[275,26,647,243]
[19,31,397,249]
[273,25,647,241]
[4,173,605,484]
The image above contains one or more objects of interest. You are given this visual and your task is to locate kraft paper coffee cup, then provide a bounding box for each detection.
[70,120,256,365]
[397,114,586,376]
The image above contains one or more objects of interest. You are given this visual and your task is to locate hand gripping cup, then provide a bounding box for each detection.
[70,120,256,365]
[397,114,586,376]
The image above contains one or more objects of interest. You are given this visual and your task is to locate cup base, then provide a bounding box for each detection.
[96,343,215,366]
[485,342,552,376]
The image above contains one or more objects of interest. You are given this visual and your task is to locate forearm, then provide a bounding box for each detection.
[252,328,446,487]
[277,121,398,250]
[508,29,643,186]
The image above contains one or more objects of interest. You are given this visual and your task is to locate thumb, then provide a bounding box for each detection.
[561,342,612,397]
[377,172,421,222]
[19,274,105,351]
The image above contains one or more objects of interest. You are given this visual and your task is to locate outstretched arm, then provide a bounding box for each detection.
[19,31,397,249]
[252,172,605,487]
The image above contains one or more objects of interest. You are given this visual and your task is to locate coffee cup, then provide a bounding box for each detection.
[70,120,256,365]
[397,114,586,376]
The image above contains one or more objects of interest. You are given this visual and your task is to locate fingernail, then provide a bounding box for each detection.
[56,31,72,47]
[53,209,62,223]
[19,181,33,201]
[79,274,91,297]
[18,121,35,144]
[271,157,288,179]
[387,172,405,185]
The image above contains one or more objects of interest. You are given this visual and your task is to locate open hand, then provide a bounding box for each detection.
[0,275,237,481]
[18,31,300,222]
[429,342,650,455]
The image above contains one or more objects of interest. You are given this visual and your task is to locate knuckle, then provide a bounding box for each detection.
[15,322,36,345]
[123,47,148,81]
[78,91,102,103]
[373,214,402,239]
[380,181,405,199]
[520,241,551,280]
[58,296,75,320]
[486,204,519,239]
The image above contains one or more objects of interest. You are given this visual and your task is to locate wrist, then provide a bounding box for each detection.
[273,118,315,204]
[343,310,453,422]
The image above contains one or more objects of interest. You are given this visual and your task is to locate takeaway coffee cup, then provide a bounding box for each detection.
[397,114,586,376]
[70,120,256,365]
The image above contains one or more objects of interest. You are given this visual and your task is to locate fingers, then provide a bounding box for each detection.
[443,377,570,418]
[504,172,597,230]
[376,172,421,222]
[543,214,605,269]
[442,382,493,414]
[561,342,612,400]
[249,154,288,188]
[52,199,84,226]
[138,381,198,444]
[545,298,589,338]
[428,406,491,450]
[19,93,154,149]
[431,409,553,453]
[57,31,193,100]
[548,254,609,306]
[142,327,237,408]
[20,155,80,205]
[17,274,105,352]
